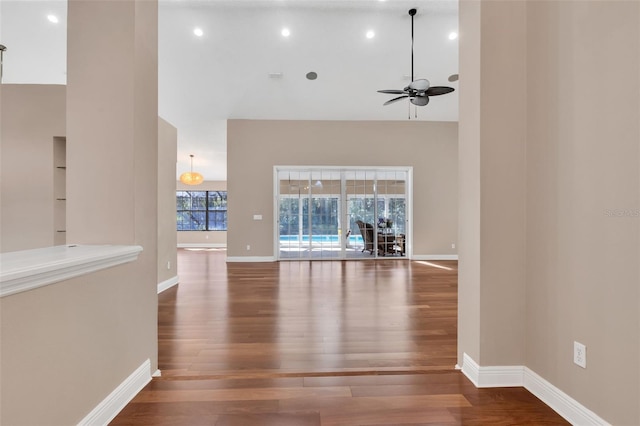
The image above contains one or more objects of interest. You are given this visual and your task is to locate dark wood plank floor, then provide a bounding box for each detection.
[111,250,568,425]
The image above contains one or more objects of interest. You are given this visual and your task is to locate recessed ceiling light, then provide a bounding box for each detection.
[366,30,375,39]
[306,71,318,80]
[47,15,59,23]
[281,28,290,37]
[448,32,458,40]
[194,28,204,37]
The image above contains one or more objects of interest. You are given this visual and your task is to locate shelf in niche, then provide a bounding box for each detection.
[54,138,66,246]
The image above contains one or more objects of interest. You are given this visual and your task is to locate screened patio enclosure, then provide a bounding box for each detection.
[276,167,411,260]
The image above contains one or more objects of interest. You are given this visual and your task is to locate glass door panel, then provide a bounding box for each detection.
[375,170,407,256]
[279,171,307,259]
[345,170,378,259]
[309,171,341,259]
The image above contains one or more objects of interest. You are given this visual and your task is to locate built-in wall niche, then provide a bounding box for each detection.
[53,137,66,245]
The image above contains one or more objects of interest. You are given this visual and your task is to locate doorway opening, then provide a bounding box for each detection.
[275,167,412,260]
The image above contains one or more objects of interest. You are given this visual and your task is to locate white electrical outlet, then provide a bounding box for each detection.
[451,243,456,249]
[574,341,586,368]
[166,261,171,270]
[246,245,251,251]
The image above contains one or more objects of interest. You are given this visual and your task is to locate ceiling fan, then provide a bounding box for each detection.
[378,8,455,110]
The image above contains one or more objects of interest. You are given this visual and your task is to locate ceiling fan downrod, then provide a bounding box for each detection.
[409,8,416,84]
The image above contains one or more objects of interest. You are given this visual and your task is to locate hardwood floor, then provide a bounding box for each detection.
[111,249,568,425]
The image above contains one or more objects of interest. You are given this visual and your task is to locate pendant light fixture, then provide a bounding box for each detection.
[180,154,204,185]
[0,45,7,84]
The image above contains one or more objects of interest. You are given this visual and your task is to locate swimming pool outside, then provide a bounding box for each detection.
[279,234,364,245]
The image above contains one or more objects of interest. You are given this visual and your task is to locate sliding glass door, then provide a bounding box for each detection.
[277,168,409,260]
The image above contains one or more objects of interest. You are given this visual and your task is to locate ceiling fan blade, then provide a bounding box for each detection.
[410,96,429,106]
[377,89,406,94]
[426,86,455,96]
[384,95,409,106]
[409,79,429,91]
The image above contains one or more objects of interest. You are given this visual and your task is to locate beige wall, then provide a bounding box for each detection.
[2,1,158,424]
[176,180,228,246]
[158,118,178,283]
[0,84,66,252]
[525,1,639,424]
[459,0,528,367]
[227,119,458,258]
[459,1,640,424]
[0,261,145,425]
[457,0,481,364]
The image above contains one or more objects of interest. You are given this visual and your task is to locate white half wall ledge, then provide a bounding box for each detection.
[0,244,143,298]
[460,353,611,426]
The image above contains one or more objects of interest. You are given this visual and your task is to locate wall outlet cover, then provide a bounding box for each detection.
[573,341,586,368]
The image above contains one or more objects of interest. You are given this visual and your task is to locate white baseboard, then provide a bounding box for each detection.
[157,275,179,294]
[460,353,610,426]
[411,254,458,261]
[177,243,226,248]
[152,369,162,377]
[524,367,610,426]
[226,256,276,263]
[461,353,523,387]
[78,358,152,426]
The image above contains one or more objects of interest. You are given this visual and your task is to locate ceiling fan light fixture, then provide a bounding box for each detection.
[377,8,455,112]
[180,154,204,185]
[411,97,429,106]
[409,79,429,91]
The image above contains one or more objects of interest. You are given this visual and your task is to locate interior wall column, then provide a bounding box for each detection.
[458,0,528,367]
[65,0,159,378]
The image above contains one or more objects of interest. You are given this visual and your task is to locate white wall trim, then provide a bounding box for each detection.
[226,256,276,263]
[524,367,610,426]
[461,352,481,386]
[177,243,226,248]
[0,245,143,298]
[77,358,151,426]
[157,275,179,294]
[460,353,523,387]
[412,254,458,261]
[461,353,610,426]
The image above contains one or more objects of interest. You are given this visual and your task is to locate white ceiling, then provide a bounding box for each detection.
[0,0,459,181]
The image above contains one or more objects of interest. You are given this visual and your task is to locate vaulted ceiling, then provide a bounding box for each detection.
[0,0,459,180]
